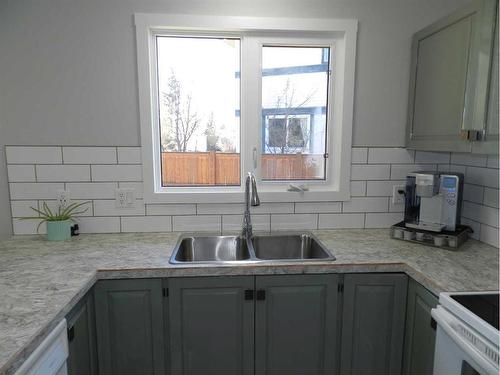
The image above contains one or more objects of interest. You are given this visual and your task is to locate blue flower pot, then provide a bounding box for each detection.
[46,220,72,241]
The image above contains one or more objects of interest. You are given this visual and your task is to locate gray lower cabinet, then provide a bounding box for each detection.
[94,279,166,375]
[340,273,408,375]
[402,279,439,375]
[168,276,255,375]
[255,274,340,375]
[66,289,98,375]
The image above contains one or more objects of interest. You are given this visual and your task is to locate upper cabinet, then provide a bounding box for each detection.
[406,0,498,154]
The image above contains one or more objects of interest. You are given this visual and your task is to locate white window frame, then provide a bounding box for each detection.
[135,14,357,203]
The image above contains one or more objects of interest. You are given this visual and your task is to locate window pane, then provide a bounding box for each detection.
[156,36,240,186]
[261,46,330,181]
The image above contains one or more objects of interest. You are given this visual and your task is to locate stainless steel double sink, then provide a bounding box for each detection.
[169,232,335,264]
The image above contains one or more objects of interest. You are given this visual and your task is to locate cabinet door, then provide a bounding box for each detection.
[168,276,254,375]
[67,290,98,375]
[402,279,439,375]
[406,0,497,152]
[472,8,499,155]
[95,279,166,375]
[340,273,408,375]
[255,274,340,375]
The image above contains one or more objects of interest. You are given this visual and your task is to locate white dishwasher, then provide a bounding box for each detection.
[15,319,69,375]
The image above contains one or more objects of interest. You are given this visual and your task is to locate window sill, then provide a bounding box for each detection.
[143,188,350,204]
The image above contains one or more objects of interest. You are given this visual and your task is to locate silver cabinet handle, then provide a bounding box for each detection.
[252,147,257,169]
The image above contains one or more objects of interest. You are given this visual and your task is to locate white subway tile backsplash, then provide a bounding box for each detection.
[5,145,498,246]
[36,165,91,182]
[480,224,499,248]
[172,215,221,232]
[351,148,368,164]
[271,213,317,230]
[9,183,64,199]
[222,214,270,232]
[451,153,488,167]
[466,167,499,189]
[462,201,499,228]
[415,151,450,164]
[294,202,341,213]
[121,216,172,232]
[63,147,117,164]
[318,213,365,229]
[351,164,390,180]
[343,197,388,213]
[251,203,294,214]
[366,180,405,197]
[146,204,196,216]
[12,218,46,235]
[10,200,38,218]
[119,182,144,199]
[368,148,414,164]
[76,217,120,233]
[6,146,62,164]
[117,147,141,164]
[91,165,142,182]
[483,188,499,208]
[463,184,484,204]
[487,155,499,169]
[197,203,243,215]
[390,164,437,180]
[365,212,403,228]
[66,182,117,199]
[93,200,145,216]
[438,164,467,174]
[350,181,366,196]
[7,165,36,182]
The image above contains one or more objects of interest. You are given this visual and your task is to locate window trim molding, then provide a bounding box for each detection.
[134,13,358,203]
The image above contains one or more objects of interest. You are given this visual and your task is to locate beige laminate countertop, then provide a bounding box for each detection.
[0,229,498,375]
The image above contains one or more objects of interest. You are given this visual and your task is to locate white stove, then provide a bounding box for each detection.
[432,292,499,375]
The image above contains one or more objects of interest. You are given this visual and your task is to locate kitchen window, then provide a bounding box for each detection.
[135,14,357,203]
[156,36,241,187]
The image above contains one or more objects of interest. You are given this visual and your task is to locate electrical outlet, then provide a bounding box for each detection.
[392,185,405,205]
[57,190,70,209]
[115,188,136,208]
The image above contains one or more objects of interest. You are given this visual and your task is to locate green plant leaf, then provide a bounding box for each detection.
[42,201,54,217]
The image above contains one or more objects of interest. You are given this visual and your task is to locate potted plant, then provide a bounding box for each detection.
[22,201,90,241]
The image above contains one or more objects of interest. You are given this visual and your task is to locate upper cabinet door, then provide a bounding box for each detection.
[472,8,499,155]
[406,0,497,152]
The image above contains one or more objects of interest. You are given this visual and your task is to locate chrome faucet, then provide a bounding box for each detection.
[242,172,260,239]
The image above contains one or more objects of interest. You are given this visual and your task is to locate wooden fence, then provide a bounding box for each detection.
[161,152,323,185]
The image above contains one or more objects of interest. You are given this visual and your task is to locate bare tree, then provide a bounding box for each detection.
[161,72,201,152]
[264,78,315,155]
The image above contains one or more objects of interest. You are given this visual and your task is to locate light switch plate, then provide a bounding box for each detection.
[392,185,405,205]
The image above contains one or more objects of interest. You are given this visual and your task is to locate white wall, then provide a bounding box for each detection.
[0,120,12,238]
[0,0,471,238]
[0,0,469,147]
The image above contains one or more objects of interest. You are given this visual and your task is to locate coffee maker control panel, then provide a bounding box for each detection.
[440,175,460,230]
